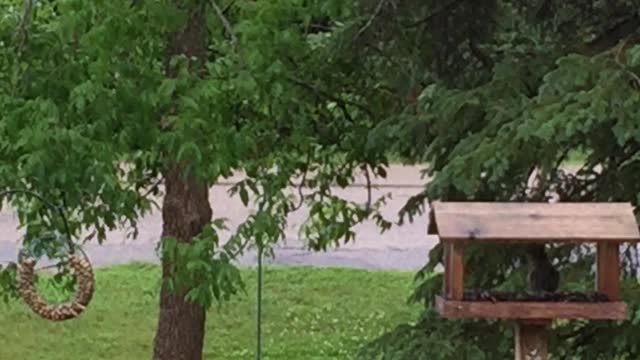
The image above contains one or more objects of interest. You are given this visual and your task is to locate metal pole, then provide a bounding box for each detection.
[256,246,263,360]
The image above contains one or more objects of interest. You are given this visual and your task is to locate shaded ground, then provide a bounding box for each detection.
[0,165,438,270]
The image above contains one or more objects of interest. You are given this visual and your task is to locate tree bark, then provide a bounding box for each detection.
[153,4,210,360]
[153,165,212,360]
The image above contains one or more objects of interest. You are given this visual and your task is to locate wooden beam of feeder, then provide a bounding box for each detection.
[435,296,628,320]
[432,202,640,243]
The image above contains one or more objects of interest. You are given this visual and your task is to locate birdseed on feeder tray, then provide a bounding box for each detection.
[17,252,94,321]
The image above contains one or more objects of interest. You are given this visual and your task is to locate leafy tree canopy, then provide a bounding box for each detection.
[1,0,640,358]
[0,0,394,302]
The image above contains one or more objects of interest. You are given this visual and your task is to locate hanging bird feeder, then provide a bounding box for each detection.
[1,190,95,321]
[429,201,640,360]
[17,233,94,321]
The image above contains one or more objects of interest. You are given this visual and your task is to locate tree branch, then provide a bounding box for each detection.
[468,34,494,71]
[354,0,387,41]
[362,165,372,213]
[584,15,640,55]
[290,150,312,212]
[140,176,165,198]
[406,0,460,28]
[287,77,374,118]
[13,0,34,52]
[613,37,640,89]
[209,0,238,47]
[221,0,236,15]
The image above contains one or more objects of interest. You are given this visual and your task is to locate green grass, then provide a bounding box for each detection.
[0,263,420,360]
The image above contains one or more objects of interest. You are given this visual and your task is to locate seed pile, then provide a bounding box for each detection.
[17,254,95,321]
[463,289,610,303]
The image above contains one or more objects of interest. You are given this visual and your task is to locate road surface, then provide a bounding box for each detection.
[0,165,438,271]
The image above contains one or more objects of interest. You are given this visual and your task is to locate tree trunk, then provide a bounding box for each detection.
[153,164,212,360]
[153,4,210,360]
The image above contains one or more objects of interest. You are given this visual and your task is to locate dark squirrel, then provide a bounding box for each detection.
[526,244,559,293]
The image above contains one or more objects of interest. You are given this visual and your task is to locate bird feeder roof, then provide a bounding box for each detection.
[430,201,640,243]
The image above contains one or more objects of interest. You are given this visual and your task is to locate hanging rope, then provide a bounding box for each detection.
[1,190,95,321]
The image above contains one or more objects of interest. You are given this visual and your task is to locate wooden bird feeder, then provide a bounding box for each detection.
[429,202,640,360]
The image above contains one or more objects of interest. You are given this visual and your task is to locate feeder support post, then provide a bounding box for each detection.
[515,321,549,360]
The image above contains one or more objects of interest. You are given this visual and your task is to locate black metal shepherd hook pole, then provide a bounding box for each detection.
[256,243,263,360]
[0,189,76,254]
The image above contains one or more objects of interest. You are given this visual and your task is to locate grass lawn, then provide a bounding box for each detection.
[0,263,420,360]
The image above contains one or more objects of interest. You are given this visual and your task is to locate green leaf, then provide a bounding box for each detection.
[158,79,177,101]
[239,186,249,206]
[628,45,640,67]
[180,95,199,112]
[176,142,202,164]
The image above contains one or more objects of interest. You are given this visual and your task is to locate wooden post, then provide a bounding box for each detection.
[444,242,464,300]
[515,321,549,360]
[596,242,620,301]
[442,242,450,296]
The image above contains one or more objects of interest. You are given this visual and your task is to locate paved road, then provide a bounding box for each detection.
[0,165,438,271]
